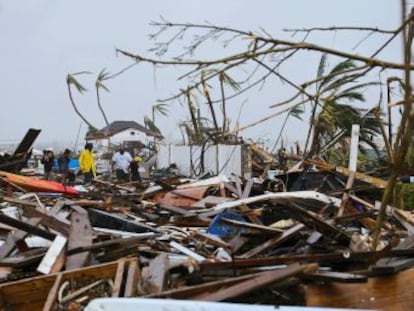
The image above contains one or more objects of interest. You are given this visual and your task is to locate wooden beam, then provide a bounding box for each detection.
[0,218,41,258]
[194,263,317,301]
[124,258,141,297]
[240,223,305,258]
[0,213,55,241]
[37,235,67,275]
[143,253,169,294]
[65,207,93,270]
[111,259,126,297]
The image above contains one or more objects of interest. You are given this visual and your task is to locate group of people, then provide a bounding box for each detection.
[41,148,74,183]
[42,143,143,184]
[111,146,142,182]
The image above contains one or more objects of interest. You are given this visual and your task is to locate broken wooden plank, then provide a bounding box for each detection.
[194,263,317,301]
[65,207,93,270]
[145,273,256,299]
[0,218,41,258]
[288,202,350,245]
[241,179,254,199]
[191,196,234,209]
[338,124,360,217]
[303,270,367,283]
[66,236,146,256]
[111,259,126,297]
[371,235,414,274]
[124,258,141,297]
[221,217,283,235]
[42,274,62,311]
[0,213,56,241]
[158,204,197,217]
[22,206,70,236]
[240,223,305,258]
[143,253,169,294]
[170,241,206,262]
[37,235,67,275]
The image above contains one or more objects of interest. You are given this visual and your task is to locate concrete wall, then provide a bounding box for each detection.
[156,144,251,178]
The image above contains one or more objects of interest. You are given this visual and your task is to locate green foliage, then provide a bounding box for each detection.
[66,73,89,93]
[96,68,111,92]
[310,57,383,157]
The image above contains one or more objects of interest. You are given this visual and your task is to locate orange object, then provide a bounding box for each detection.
[0,171,79,195]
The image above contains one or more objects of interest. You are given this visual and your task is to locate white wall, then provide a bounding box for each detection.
[156,144,248,178]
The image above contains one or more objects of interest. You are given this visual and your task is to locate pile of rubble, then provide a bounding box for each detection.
[0,157,413,311]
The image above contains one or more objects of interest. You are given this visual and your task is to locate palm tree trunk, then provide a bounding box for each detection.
[186,91,199,143]
[271,112,290,154]
[219,74,228,135]
[67,83,95,129]
[303,99,318,157]
[96,87,110,126]
[373,1,413,249]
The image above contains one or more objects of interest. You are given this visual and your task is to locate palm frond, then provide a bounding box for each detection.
[220,71,241,91]
[288,105,304,120]
[316,53,328,91]
[318,59,356,91]
[96,68,111,92]
[152,103,169,116]
[66,74,87,93]
[144,115,162,134]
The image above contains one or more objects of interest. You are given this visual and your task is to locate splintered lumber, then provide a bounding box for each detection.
[37,235,67,275]
[240,223,305,258]
[207,191,341,217]
[305,159,387,188]
[371,235,414,274]
[143,253,169,294]
[193,263,318,301]
[338,124,360,217]
[241,179,254,198]
[42,274,63,311]
[158,204,197,217]
[169,241,206,262]
[221,217,283,235]
[305,267,414,311]
[65,207,93,270]
[66,236,147,256]
[112,259,126,297]
[191,230,232,249]
[0,218,41,258]
[22,206,70,236]
[0,259,130,311]
[288,202,350,245]
[145,273,256,299]
[88,208,160,234]
[303,270,368,283]
[0,213,56,241]
[124,258,141,297]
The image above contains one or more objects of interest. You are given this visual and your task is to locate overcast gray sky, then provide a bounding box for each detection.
[0,0,401,150]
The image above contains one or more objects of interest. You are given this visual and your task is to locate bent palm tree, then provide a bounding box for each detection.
[306,56,382,158]
[95,69,111,126]
[66,73,96,129]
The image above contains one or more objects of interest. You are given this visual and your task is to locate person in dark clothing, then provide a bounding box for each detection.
[130,156,142,182]
[41,148,55,180]
[58,149,74,184]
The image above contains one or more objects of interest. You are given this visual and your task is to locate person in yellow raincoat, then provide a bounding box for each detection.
[78,143,96,184]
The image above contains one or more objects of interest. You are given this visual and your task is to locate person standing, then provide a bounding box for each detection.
[112,146,132,182]
[130,155,142,182]
[79,143,96,184]
[41,148,55,180]
[58,149,71,184]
